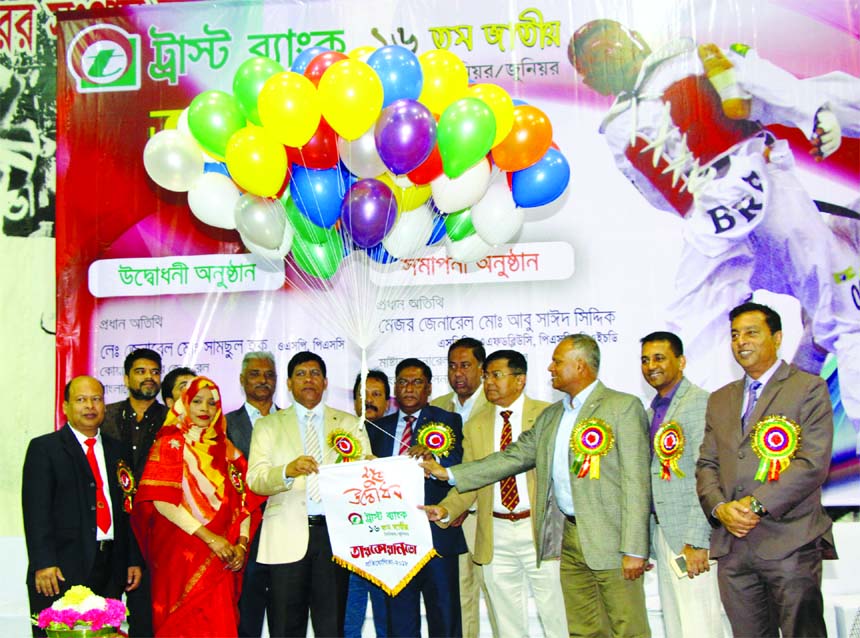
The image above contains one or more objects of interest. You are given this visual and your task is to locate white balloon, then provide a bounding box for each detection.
[143,129,204,192]
[235,196,287,250]
[187,172,240,229]
[430,158,491,213]
[241,221,294,265]
[338,129,386,178]
[446,233,492,263]
[471,181,524,245]
[382,204,434,259]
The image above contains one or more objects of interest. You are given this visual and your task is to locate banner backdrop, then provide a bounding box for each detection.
[320,456,435,595]
[55,0,860,504]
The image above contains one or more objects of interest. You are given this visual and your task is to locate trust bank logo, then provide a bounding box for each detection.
[67,24,141,93]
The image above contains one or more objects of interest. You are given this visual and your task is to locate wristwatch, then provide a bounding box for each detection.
[749,496,767,516]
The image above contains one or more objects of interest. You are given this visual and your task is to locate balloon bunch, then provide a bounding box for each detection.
[142,44,571,279]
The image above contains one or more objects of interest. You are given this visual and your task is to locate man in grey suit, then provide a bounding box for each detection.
[423,334,652,637]
[696,302,835,637]
[226,351,278,638]
[640,332,724,638]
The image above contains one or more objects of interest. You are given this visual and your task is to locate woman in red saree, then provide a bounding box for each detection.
[133,376,263,637]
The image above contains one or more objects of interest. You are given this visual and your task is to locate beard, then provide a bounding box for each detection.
[129,384,160,400]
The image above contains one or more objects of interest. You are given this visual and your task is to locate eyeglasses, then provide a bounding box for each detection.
[396,378,427,388]
[481,371,521,381]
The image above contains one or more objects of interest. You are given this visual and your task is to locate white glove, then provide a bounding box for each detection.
[811,107,842,159]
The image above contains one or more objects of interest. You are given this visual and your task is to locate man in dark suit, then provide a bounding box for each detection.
[161,366,196,410]
[368,358,466,638]
[226,351,278,638]
[696,302,835,637]
[101,348,166,638]
[23,376,142,637]
[422,334,651,637]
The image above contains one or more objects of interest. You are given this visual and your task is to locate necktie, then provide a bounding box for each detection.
[399,416,415,455]
[499,410,520,511]
[304,413,322,502]
[84,438,111,534]
[741,380,762,432]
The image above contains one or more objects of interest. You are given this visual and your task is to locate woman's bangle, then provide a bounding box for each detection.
[237,543,248,552]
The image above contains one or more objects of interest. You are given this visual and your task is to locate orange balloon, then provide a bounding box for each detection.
[491,105,553,172]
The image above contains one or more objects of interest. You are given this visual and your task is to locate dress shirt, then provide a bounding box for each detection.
[394,409,422,452]
[492,394,531,513]
[452,386,483,421]
[70,426,115,540]
[244,402,267,426]
[551,380,598,516]
[294,402,328,516]
[741,359,782,421]
[649,380,681,454]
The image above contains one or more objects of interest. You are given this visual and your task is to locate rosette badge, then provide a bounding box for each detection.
[570,418,614,479]
[416,422,456,457]
[328,429,362,462]
[653,421,685,481]
[751,415,801,482]
[116,460,136,513]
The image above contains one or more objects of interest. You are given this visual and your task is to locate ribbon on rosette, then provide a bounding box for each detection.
[327,429,363,462]
[570,418,614,479]
[416,422,456,457]
[751,415,800,482]
[653,420,686,481]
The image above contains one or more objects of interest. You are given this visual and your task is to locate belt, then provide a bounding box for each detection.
[98,540,114,552]
[565,515,577,525]
[492,509,530,521]
[307,515,327,526]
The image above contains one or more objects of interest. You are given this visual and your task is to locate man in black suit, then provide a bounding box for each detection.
[23,376,142,637]
[368,358,466,638]
[226,351,278,637]
[101,348,166,638]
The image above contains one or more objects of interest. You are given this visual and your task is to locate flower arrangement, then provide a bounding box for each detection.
[34,585,127,636]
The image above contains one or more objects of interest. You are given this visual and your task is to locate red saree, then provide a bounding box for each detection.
[132,377,263,637]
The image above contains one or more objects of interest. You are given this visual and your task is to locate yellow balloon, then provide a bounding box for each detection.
[418,49,468,114]
[318,59,383,140]
[225,126,287,197]
[349,45,377,62]
[468,83,514,147]
[377,173,431,212]
[257,71,321,147]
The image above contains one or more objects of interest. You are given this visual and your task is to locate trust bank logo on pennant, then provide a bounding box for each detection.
[66,24,141,93]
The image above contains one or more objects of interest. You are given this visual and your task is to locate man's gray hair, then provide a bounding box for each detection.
[560,333,600,374]
[241,351,276,374]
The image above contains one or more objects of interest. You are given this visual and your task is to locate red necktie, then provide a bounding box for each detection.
[399,416,415,455]
[499,410,520,511]
[85,438,112,534]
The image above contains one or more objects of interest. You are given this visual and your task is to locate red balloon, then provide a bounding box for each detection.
[491,105,552,172]
[303,51,349,86]
[287,118,339,169]
[406,143,443,184]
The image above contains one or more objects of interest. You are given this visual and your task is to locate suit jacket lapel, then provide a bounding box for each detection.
[284,407,303,457]
[664,378,689,423]
[746,361,790,436]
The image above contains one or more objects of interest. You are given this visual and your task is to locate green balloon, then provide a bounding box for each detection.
[233,57,284,126]
[187,90,246,159]
[444,208,476,241]
[291,231,343,280]
[437,97,496,179]
[281,193,332,244]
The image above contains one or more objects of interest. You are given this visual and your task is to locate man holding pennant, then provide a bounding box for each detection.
[696,302,836,637]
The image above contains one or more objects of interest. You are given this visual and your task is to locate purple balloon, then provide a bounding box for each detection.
[374,99,436,175]
[340,179,398,248]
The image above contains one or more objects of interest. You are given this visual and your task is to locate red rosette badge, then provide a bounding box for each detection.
[228,462,246,494]
[653,421,686,481]
[327,429,362,462]
[570,418,614,479]
[116,460,136,513]
[751,415,800,482]
[416,422,456,457]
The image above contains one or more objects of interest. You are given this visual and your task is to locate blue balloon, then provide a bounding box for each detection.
[511,147,570,208]
[366,241,398,264]
[367,45,423,108]
[512,98,529,106]
[203,161,230,177]
[290,164,349,228]
[291,46,329,74]
[427,212,447,245]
